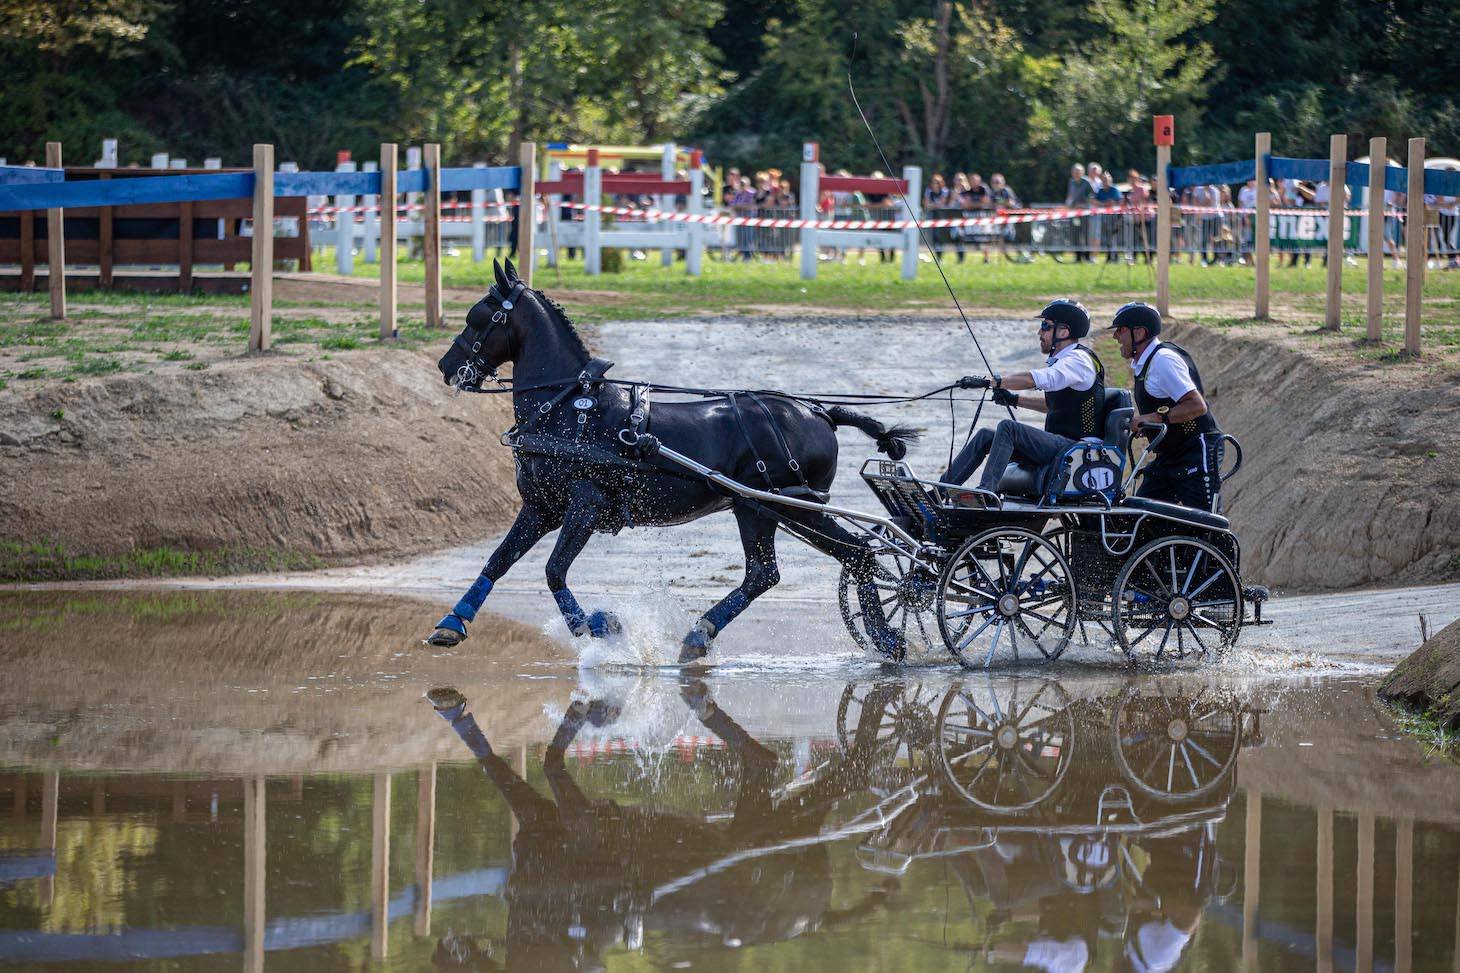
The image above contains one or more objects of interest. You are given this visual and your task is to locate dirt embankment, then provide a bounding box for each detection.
[0,347,521,577]
[1380,616,1460,731]
[1176,322,1460,590]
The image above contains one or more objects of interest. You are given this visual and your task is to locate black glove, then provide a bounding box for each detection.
[992,387,1020,408]
[957,375,992,390]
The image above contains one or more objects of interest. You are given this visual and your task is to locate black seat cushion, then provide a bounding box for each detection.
[996,462,1044,498]
[1102,388,1133,447]
[1121,495,1229,530]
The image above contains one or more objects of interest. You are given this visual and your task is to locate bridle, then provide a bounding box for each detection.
[451,279,528,393]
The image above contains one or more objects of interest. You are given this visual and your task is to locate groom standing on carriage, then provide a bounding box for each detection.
[941,299,1107,496]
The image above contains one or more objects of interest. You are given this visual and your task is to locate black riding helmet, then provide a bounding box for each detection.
[1036,298,1091,339]
[1108,301,1162,336]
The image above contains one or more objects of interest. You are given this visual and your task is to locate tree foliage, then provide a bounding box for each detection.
[0,0,1455,198]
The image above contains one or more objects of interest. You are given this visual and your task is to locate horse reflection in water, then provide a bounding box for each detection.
[425,682,909,970]
[426,678,1254,972]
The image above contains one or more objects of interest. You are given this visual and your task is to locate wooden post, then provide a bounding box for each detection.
[1324,134,1347,329]
[584,147,601,275]
[1255,132,1271,318]
[1357,814,1374,973]
[99,171,114,288]
[1317,807,1334,973]
[1367,138,1387,342]
[45,142,65,319]
[1404,138,1424,356]
[243,776,265,973]
[179,200,194,293]
[800,143,820,281]
[380,143,398,340]
[1156,143,1172,315]
[423,143,443,327]
[11,773,25,821]
[517,141,536,285]
[901,165,922,281]
[687,151,704,276]
[248,144,274,352]
[372,773,392,959]
[414,764,436,937]
[1396,818,1413,973]
[1242,791,1261,971]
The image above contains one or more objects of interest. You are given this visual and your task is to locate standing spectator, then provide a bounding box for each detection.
[1237,178,1258,264]
[730,176,756,262]
[1441,195,1459,268]
[990,173,1022,260]
[1095,171,1123,261]
[965,172,995,261]
[862,173,894,263]
[1065,164,1095,261]
[1127,169,1154,263]
[925,172,951,209]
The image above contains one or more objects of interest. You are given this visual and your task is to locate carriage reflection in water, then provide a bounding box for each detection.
[429,677,1260,970]
[844,679,1261,967]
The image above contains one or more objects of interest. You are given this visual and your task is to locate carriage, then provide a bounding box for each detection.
[651,386,1269,669]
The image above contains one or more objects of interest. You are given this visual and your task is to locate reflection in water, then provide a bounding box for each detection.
[3,674,1460,971]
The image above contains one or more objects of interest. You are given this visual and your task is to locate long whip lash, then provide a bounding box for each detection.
[846,32,1014,421]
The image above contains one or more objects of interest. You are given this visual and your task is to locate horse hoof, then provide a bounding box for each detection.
[679,626,713,665]
[426,687,467,719]
[424,627,465,648]
[587,610,622,638]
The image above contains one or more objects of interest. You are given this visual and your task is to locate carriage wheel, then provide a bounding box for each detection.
[839,539,942,663]
[1111,537,1243,665]
[936,528,1076,669]
[935,679,1074,814]
[1112,685,1243,801]
[836,681,939,776]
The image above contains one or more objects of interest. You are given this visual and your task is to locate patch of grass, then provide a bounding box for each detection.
[69,355,124,376]
[0,539,325,582]
[1384,701,1460,762]
[161,349,194,361]
[319,335,362,350]
[49,408,64,420]
[17,367,49,380]
[184,361,210,370]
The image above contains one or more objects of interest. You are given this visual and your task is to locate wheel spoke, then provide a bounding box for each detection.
[957,613,998,651]
[1166,744,1177,792]
[946,603,997,619]
[1183,620,1211,657]
[1181,743,1200,789]
[1182,548,1205,595]
[1187,571,1225,600]
[942,723,995,738]
[1143,559,1172,597]
[1155,618,1175,659]
[1127,618,1161,649]
[1190,611,1232,633]
[1184,736,1223,769]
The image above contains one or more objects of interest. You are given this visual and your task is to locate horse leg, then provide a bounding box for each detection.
[425,502,561,647]
[779,509,906,662]
[679,502,781,663]
[425,688,557,826]
[545,481,621,638]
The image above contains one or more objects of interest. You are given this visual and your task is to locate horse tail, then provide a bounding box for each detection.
[823,405,920,461]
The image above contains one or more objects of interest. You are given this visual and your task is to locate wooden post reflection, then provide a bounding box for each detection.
[1453,861,1459,973]
[1242,790,1261,970]
[39,772,58,907]
[1357,814,1374,973]
[415,764,436,937]
[1317,807,1334,973]
[172,780,187,822]
[92,778,106,816]
[242,776,266,973]
[1396,818,1413,973]
[511,745,527,843]
[12,773,26,821]
[372,773,391,959]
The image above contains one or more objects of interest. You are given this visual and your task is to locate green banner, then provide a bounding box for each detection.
[1269,211,1361,249]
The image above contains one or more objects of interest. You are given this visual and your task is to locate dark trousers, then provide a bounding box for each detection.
[1136,433,1224,512]
[942,419,1077,491]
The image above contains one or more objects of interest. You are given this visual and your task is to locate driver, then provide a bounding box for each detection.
[942,299,1106,495]
[1106,303,1223,512]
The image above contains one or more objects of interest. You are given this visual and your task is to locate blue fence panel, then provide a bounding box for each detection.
[1168,159,1255,189]
[0,165,64,185]
[0,172,253,212]
[1424,167,1460,196]
[439,166,521,192]
[275,171,382,197]
[398,169,429,194]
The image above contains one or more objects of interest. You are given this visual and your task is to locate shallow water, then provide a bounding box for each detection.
[2,591,1460,972]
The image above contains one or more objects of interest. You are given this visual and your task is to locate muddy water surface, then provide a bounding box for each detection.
[3,591,1460,971]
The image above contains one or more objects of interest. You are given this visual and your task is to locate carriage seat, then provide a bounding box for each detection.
[1121,495,1230,531]
[996,389,1133,499]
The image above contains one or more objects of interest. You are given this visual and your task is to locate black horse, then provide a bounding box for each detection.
[427,258,916,663]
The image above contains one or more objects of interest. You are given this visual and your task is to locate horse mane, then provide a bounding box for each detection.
[535,289,590,361]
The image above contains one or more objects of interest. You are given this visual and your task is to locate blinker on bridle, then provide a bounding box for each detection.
[453,279,528,393]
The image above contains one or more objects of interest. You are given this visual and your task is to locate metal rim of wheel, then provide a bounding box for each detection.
[935,679,1075,814]
[936,527,1077,669]
[1111,685,1243,801]
[1111,537,1243,665]
[836,681,940,775]
[838,535,943,663]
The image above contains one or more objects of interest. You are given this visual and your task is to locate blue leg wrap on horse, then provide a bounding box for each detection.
[553,588,587,631]
[585,611,617,638]
[704,589,750,633]
[452,575,494,622]
[434,613,467,636]
[431,705,491,757]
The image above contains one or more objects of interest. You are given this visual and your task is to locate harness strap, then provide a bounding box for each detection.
[725,392,778,492]
[745,391,813,493]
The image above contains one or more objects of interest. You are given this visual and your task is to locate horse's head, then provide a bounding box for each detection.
[437,258,530,392]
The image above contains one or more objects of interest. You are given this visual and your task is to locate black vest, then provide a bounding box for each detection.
[1044,345,1106,440]
[1133,340,1218,458]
